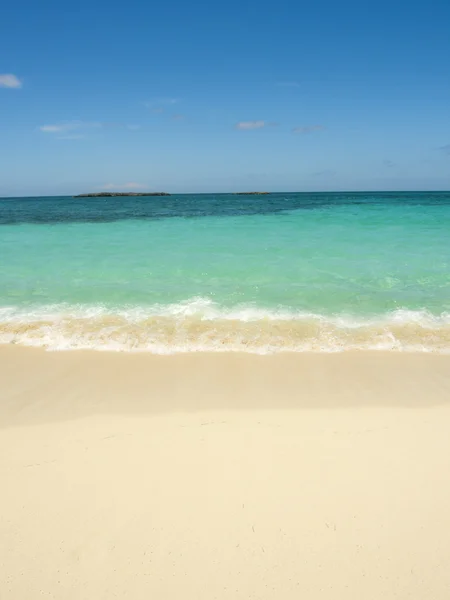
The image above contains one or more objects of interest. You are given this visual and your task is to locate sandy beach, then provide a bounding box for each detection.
[1,346,450,599]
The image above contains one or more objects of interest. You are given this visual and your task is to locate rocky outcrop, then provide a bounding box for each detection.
[233,192,270,195]
[74,192,171,198]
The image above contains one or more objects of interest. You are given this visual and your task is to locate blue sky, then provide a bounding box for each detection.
[1,0,449,196]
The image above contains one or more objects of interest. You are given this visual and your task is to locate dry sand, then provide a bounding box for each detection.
[1,346,450,599]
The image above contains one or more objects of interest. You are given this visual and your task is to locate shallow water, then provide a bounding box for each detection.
[1,192,449,352]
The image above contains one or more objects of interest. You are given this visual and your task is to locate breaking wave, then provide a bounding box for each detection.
[1,298,450,354]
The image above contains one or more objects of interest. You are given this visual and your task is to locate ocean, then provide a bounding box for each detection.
[1,191,449,353]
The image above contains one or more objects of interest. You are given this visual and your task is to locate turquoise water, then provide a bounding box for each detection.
[1,192,449,352]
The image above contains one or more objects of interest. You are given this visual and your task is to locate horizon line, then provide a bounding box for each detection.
[1,189,450,200]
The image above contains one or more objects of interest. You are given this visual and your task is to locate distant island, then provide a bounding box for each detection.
[233,192,270,195]
[73,192,171,198]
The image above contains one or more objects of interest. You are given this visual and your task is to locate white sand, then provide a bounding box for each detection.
[1,347,450,599]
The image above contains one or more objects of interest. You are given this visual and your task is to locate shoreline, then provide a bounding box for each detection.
[2,346,450,598]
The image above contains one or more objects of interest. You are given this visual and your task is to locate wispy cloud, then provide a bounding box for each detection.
[99,182,146,190]
[171,114,185,121]
[439,144,450,155]
[40,121,142,137]
[40,124,76,133]
[235,120,266,130]
[292,125,325,134]
[383,159,395,168]
[39,121,101,133]
[0,74,22,88]
[144,98,179,113]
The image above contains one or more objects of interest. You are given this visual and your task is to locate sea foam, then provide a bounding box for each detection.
[1,299,450,354]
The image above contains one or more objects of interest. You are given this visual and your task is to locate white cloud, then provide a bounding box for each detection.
[39,121,101,133]
[292,125,324,134]
[235,120,266,130]
[0,74,22,88]
[40,124,75,133]
[98,182,146,190]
